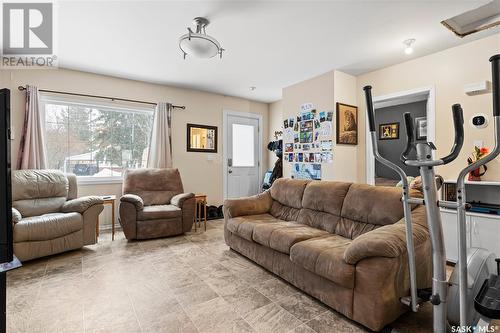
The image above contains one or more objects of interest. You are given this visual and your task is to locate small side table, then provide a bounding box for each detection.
[97,195,117,241]
[193,194,207,232]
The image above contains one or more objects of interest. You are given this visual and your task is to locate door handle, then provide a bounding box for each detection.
[228,169,233,174]
[228,158,233,167]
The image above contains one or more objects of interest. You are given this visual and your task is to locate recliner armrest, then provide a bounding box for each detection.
[343,206,429,265]
[223,191,273,218]
[120,194,144,210]
[12,208,22,224]
[171,192,195,207]
[61,196,104,214]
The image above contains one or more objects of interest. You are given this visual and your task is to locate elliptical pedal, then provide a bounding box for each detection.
[474,275,500,320]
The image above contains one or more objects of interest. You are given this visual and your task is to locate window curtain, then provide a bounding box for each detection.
[147,102,173,168]
[17,85,47,169]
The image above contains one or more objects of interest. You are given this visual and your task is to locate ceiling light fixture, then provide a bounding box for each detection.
[179,17,225,59]
[403,38,416,55]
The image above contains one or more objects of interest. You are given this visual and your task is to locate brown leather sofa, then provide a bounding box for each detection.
[119,168,195,240]
[223,179,432,332]
[12,170,104,262]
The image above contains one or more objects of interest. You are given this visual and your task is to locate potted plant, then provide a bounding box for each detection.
[467,146,489,181]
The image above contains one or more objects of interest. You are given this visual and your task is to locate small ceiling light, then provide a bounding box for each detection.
[179,17,225,59]
[403,38,416,55]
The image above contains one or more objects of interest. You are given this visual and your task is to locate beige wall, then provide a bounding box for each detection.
[357,33,500,182]
[282,71,335,179]
[333,70,358,182]
[2,68,269,217]
[268,100,283,170]
[281,70,359,182]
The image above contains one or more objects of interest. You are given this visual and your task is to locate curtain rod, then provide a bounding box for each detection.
[17,86,186,110]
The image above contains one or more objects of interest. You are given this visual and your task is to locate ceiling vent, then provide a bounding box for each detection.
[441,0,500,37]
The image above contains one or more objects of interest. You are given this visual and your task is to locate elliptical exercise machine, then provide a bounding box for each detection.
[363,54,500,333]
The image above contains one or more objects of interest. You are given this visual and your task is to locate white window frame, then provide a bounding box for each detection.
[40,94,155,185]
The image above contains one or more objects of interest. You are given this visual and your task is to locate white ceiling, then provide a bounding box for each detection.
[57,0,499,102]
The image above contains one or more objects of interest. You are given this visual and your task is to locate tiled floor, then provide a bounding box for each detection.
[7,219,436,333]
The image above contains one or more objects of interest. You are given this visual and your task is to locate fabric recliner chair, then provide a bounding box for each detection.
[119,168,195,240]
[12,169,104,262]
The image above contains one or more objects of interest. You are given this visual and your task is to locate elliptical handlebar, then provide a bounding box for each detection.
[401,112,415,162]
[363,84,419,313]
[401,104,464,167]
[491,54,500,117]
[440,104,464,165]
[363,85,376,132]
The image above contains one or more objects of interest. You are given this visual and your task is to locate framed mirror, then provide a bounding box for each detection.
[187,124,218,153]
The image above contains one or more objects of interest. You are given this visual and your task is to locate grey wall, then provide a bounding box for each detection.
[375,100,426,179]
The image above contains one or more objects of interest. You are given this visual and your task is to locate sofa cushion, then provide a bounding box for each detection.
[297,209,341,234]
[338,183,420,239]
[269,201,301,221]
[137,204,182,220]
[290,234,355,288]
[226,213,282,242]
[252,222,329,254]
[14,212,82,242]
[123,168,184,206]
[12,170,68,201]
[301,181,351,215]
[270,178,309,209]
[13,197,67,218]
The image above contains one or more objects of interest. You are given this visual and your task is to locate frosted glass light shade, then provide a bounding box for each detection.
[179,33,221,59]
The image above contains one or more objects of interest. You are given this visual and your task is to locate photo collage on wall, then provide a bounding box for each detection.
[282,103,334,180]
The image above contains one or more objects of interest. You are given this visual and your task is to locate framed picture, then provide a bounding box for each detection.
[187,124,217,153]
[379,122,399,140]
[336,103,358,145]
[415,117,427,141]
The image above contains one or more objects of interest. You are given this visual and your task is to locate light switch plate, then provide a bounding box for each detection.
[474,140,484,148]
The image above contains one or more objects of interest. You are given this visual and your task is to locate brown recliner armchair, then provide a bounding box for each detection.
[12,169,104,262]
[119,168,195,240]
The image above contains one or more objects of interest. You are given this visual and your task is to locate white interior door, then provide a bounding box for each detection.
[226,114,260,199]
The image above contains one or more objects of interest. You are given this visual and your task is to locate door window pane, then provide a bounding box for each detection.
[232,124,254,167]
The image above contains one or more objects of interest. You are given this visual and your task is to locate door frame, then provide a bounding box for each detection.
[222,110,263,200]
[365,86,436,185]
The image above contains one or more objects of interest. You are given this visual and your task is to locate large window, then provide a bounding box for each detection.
[41,95,154,181]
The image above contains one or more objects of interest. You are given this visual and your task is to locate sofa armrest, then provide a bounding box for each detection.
[223,191,272,219]
[12,208,22,224]
[171,192,195,208]
[120,194,144,210]
[119,201,138,239]
[181,197,196,233]
[343,206,429,265]
[61,196,104,214]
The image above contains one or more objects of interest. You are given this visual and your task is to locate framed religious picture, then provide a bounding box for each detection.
[187,124,217,153]
[336,103,358,145]
[379,122,400,140]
